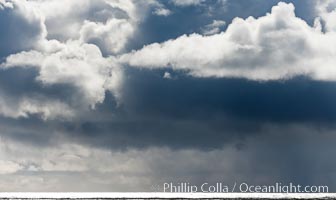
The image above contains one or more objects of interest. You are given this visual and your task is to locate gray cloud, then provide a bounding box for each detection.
[2,69,336,151]
[0,124,335,191]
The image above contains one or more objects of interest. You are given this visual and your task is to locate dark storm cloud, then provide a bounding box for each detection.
[121,68,336,123]
[8,68,331,150]
[2,67,336,150]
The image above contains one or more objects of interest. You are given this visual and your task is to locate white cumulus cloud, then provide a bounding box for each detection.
[121,2,336,81]
[0,0,154,119]
[2,41,123,109]
[316,0,336,32]
[80,18,135,55]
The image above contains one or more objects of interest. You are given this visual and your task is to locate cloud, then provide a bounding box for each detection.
[120,69,336,124]
[0,124,335,191]
[26,0,161,54]
[163,71,172,79]
[0,0,155,119]
[0,94,74,120]
[2,69,336,151]
[316,0,336,32]
[0,70,327,151]
[171,0,206,7]
[2,41,123,112]
[28,0,136,40]
[122,2,336,81]
[0,0,180,120]
[80,18,135,55]
[201,19,226,35]
[0,160,23,174]
[0,0,13,9]
[153,7,172,16]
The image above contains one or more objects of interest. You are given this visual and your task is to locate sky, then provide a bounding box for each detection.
[0,0,336,192]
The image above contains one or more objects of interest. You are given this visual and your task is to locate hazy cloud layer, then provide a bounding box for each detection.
[0,125,335,191]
